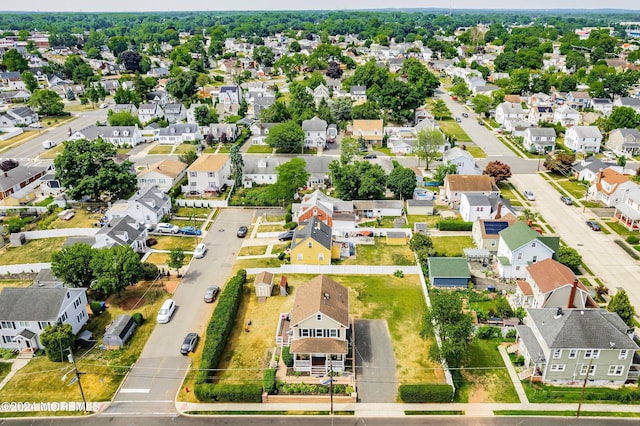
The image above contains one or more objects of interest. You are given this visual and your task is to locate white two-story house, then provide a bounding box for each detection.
[496,221,559,279]
[564,126,603,153]
[105,187,172,228]
[495,102,525,127]
[138,103,164,123]
[0,287,88,354]
[183,154,231,195]
[441,147,482,175]
[614,187,640,232]
[302,116,328,150]
[523,127,557,154]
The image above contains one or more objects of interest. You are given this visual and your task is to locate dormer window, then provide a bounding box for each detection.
[113,130,119,136]
[123,130,129,136]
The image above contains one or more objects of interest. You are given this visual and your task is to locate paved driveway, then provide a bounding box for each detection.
[354,319,397,403]
[101,208,255,416]
[510,174,640,310]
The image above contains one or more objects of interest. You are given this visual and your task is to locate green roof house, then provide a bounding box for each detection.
[427,257,471,288]
[496,221,559,279]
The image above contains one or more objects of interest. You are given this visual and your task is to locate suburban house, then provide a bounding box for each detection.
[515,308,639,385]
[614,187,640,232]
[523,127,557,154]
[290,217,333,265]
[250,122,277,145]
[527,105,554,125]
[590,98,613,116]
[459,193,516,222]
[351,119,384,146]
[2,106,38,126]
[183,154,231,196]
[495,102,525,126]
[93,215,149,253]
[587,168,637,207]
[566,91,591,110]
[287,275,351,375]
[292,190,355,228]
[564,126,603,153]
[388,137,415,155]
[302,116,328,150]
[313,84,330,106]
[113,104,138,116]
[0,163,49,204]
[105,187,172,228]
[472,216,518,253]
[69,125,144,147]
[163,103,186,123]
[427,257,471,288]
[207,123,239,143]
[242,156,280,187]
[137,159,188,193]
[496,221,559,279]
[38,172,63,197]
[572,157,616,183]
[607,128,640,157]
[218,85,242,105]
[553,105,581,127]
[350,85,367,101]
[514,259,598,309]
[352,199,403,220]
[406,199,435,216]
[138,103,164,123]
[0,287,89,353]
[443,174,500,208]
[251,93,276,118]
[145,90,169,105]
[254,271,274,302]
[157,124,202,144]
[613,97,640,113]
[441,147,482,175]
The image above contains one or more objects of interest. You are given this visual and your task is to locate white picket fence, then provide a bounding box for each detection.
[16,228,99,240]
[174,199,228,208]
[245,264,420,276]
[0,263,50,274]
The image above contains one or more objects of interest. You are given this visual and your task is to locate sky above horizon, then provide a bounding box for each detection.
[1,1,638,13]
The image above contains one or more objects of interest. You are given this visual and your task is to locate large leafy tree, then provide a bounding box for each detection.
[21,71,39,93]
[253,46,275,67]
[483,160,512,183]
[166,70,198,102]
[288,82,316,122]
[230,144,244,187]
[260,101,291,123]
[51,243,95,288]
[557,246,582,274]
[119,50,143,72]
[607,290,636,328]
[63,55,94,83]
[339,136,359,165]
[605,107,640,132]
[54,138,136,201]
[114,88,141,107]
[432,162,458,184]
[194,105,218,126]
[28,89,65,116]
[167,248,185,276]
[352,101,381,120]
[40,324,75,362]
[387,165,416,200]
[430,99,451,120]
[108,111,141,127]
[415,129,446,169]
[330,97,352,123]
[2,48,29,72]
[329,160,386,200]
[269,158,309,202]
[90,245,143,297]
[266,120,304,153]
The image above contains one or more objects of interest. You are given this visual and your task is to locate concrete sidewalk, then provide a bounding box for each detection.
[498,344,529,403]
[0,358,31,390]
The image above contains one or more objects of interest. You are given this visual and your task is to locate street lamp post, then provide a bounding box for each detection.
[63,347,87,411]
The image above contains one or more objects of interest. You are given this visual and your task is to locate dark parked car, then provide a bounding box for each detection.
[203,286,220,303]
[560,196,573,205]
[278,230,295,241]
[586,220,601,231]
[180,333,199,355]
[237,225,248,238]
[364,153,377,159]
[179,226,202,236]
[478,120,485,126]
[462,112,469,118]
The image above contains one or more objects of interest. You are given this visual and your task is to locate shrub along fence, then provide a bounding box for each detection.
[398,384,455,402]
[194,269,263,402]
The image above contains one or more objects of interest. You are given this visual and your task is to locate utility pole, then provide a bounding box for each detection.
[64,347,87,411]
[577,357,593,418]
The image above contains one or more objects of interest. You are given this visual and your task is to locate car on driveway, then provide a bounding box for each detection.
[179,226,202,236]
[193,243,207,258]
[278,230,295,241]
[203,286,220,303]
[364,153,377,159]
[523,190,535,201]
[586,220,601,231]
[180,333,199,355]
[237,225,248,238]
[156,222,179,234]
[560,196,573,205]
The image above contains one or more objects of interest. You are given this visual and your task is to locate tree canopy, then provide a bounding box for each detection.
[266,120,305,153]
[387,164,417,200]
[28,89,65,116]
[329,160,387,200]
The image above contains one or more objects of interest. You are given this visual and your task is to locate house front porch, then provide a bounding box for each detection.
[293,353,346,377]
[613,205,640,232]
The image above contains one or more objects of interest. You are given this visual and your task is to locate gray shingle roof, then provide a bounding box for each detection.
[527,127,557,138]
[0,287,84,322]
[291,217,332,251]
[527,308,638,350]
[572,126,603,139]
[302,116,327,132]
[96,215,146,247]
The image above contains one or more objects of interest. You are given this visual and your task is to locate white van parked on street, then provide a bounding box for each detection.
[42,140,57,149]
[157,299,176,324]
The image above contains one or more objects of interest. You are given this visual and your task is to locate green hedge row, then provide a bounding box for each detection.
[263,368,277,394]
[615,240,640,260]
[437,220,472,231]
[281,346,293,367]
[398,384,454,402]
[194,383,262,402]
[195,269,247,386]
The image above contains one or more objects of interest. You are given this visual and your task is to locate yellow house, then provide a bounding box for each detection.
[351,119,384,145]
[290,217,332,265]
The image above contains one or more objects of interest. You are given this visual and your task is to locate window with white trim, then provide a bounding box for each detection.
[308,242,313,248]
[550,364,566,372]
[316,314,322,321]
[315,328,323,337]
[328,329,339,338]
[569,349,577,359]
[584,349,600,359]
[18,321,29,327]
[580,364,596,375]
[300,329,310,337]
[619,350,629,360]
[608,365,624,376]
[297,254,303,260]
[0,321,14,329]
[553,349,562,359]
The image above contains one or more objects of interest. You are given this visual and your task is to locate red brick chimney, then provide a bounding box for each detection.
[568,278,578,309]
[495,202,502,219]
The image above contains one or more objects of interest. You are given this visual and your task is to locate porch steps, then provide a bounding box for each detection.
[311,366,326,377]
[16,349,35,359]
[507,344,519,354]
[518,368,533,380]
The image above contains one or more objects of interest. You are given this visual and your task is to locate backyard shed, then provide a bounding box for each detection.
[386,231,409,245]
[103,314,137,349]
[427,257,471,288]
[406,199,435,216]
[254,271,274,302]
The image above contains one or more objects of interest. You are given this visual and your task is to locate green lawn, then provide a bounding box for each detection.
[0,237,66,265]
[238,245,267,256]
[148,145,173,155]
[455,339,519,403]
[497,182,518,200]
[258,224,286,232]
[359,216,406,228]
[151,236,198,251]
[431,236,474,257]
[407,215,442,229]
[605,221,636,237]
[554,179,589,200]
[38,143,65,159]
[373,147,394,156]
[175,144,197,154]
[145,252,193,265]
[522,381,636,404]
[169,219,204,228]
[495,410,640,418]
[438,120,472,142]
[465,145,487,158]
[338,239,416,266]
[0,362,11,382]
[174,207,213,218]
[271,243,289,253]
[247,145,274,154]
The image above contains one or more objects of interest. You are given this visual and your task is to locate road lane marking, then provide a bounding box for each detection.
[119,388,150,393]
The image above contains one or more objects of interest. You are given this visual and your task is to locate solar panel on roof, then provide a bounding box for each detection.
[484,221,509,235]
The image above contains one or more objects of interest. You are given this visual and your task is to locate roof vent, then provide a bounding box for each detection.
[554,307,563,319]
[324,293,330,300]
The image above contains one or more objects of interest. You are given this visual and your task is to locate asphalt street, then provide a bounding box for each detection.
[100,208,255,416]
